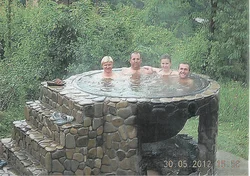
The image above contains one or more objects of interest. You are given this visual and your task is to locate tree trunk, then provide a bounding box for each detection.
[203,0,217,73]
[6,0,12,58]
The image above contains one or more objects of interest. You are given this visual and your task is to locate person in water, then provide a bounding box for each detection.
[144,54,178,76]
[178,62,194,87]
[121,52,153,87]
[101,56,116,78]
[122,52,153,75]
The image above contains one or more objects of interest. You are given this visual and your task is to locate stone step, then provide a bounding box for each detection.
[1,138,48,175]
[23,100,85,146]
[3,118,95,174]
[2,120,71,175]
[0,163,20,176]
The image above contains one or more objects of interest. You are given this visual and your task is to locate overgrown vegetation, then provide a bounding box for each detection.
[0,0,248,159]
[181,81,248,159]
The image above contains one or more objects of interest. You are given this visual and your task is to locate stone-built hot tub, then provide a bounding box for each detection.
[16,69,219,175]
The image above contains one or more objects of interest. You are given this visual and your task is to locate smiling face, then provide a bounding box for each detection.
[130,53,142,70]
[161,58,171,71]
[178,63,190,79]
[102,61,113,74]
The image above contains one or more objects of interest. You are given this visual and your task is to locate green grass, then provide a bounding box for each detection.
[0,106,25,138]
[181,81,249,159]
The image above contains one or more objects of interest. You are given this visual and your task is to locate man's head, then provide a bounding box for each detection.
[101,56,113,74]
[178,63,190,79]
[129,52,142,70]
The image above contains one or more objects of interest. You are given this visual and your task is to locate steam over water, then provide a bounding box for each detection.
[74,70,209,98]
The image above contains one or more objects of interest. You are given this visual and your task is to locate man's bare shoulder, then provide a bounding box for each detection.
[171,70,179,75]
[154,68,161,72]
[141,67,153,74]
[121,67,132,75]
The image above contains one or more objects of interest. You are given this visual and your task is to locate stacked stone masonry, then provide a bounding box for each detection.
[0,72,220,175]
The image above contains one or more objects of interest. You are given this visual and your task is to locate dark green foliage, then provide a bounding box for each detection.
[0,0,247,110]
[132,25,179,67]
[207,0,248,82]
[0,107,24,138]
[47,13,78,77]
[91,0,144,10]
[66,1,135,74]
[169,0,248,83]
[138,0,209,38]
[173,28,210,73]
[0,0,78,109]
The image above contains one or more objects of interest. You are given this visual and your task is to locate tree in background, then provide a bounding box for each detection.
[207,0,248,82]
[150,0,248,83]
[0,0,81,109]
[0,0,247,111]
[0,0,138,109]
[66,1,135,74]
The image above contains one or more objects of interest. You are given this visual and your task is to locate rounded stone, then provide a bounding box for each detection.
[70,128,78,134]
[45,146,57,152]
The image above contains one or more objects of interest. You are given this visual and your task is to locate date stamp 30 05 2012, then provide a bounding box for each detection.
[163,159,241,169]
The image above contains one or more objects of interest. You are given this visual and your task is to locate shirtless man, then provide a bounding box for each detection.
[178,62,193,87]
[122,52,153,75]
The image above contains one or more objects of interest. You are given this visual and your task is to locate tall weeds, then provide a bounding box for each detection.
[182,81,248,159]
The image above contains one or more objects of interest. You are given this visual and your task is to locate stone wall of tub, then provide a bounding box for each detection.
[17,73,220,175]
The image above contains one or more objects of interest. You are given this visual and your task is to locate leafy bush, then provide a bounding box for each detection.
[0,0,83,108]
[0,107,25,138]
[67,2,135,74]
[0,0,247,110]
[172,28,209,74]
[207,0,248,82]
[182,81,248,159]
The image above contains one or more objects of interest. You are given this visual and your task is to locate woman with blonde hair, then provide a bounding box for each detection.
[101,56,116,78]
